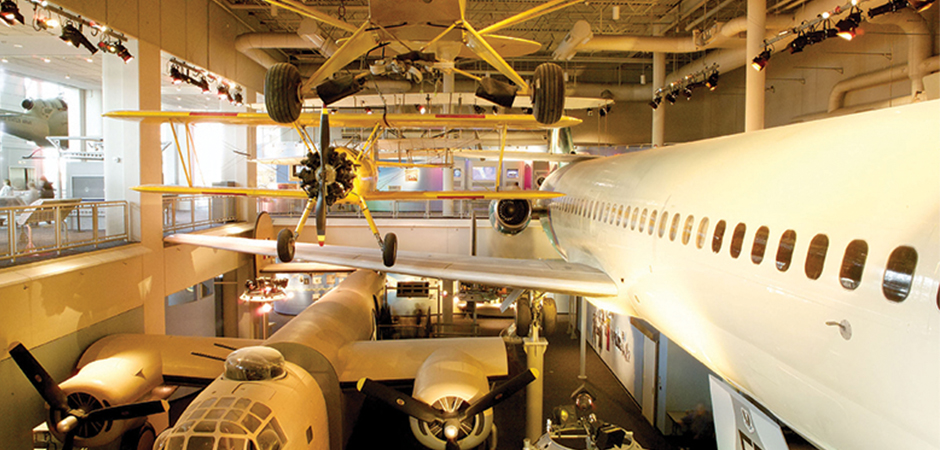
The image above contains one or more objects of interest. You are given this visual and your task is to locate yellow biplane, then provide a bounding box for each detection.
[262,0,582,125]
[106,109,579,267]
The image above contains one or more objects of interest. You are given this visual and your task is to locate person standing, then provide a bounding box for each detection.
[0,179,12,197]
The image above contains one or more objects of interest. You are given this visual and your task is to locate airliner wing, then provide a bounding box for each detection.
[165,233,619,297]
[104,111,580,129]
[361,189,562,201]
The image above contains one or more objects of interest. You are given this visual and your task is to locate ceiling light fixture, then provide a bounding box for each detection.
[648,97,661,110]
[59,22,97,54]
[113,41,133,63]
[1,0,24,26]
[868,0,910,18]
[752,48,772,71]
[706,71,720,90]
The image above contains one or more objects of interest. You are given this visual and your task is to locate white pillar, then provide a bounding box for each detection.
[442,279,454,324]
[651,52,665,147]
[442,71,455,216]
[579,296,587,379]
[745,0,766,132]
[524,337,549,442]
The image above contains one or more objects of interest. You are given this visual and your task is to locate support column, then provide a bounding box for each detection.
[651,52,665,147]
[745,0,766,132]
[524,337,548,443]
[442,71,455,216]
[441,279,454,325]
[579,296,587,379]
[103,39,165,334]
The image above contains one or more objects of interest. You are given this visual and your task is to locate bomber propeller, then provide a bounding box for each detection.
[8,342,168,450]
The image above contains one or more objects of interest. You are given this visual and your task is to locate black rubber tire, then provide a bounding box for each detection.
[515,296,532,337]
[265,63,303,124]
[120,423,155,450]
[532,62,564,125]
[541,297,557,335]
[277,228,295,262]
[383,233,398,267]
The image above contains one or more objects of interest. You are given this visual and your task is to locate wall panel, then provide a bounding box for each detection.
[160,0,189,60]
[185,0,210,69]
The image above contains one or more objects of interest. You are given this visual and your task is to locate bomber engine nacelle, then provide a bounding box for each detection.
[358,348,537,450]
[8,343,168,450]
[488,199,532,235]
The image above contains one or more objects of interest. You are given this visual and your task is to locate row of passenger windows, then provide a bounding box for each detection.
[553,197,920,303]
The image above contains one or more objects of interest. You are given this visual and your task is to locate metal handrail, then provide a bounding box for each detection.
[162,195,238,233]
[0,200,130,264]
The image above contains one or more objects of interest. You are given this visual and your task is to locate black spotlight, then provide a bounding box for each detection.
[836,11,862,40]
[599,104,612,117]
[197,76,211,94]
[682,86,693,100]
[664,91,678,104]
[706,71,720,90]
[114,41,133,63]
[169,65,185,85]
[1,0,24,26]
[648,97,662,110]
[751,49,771,71]
[868,0,909,18]
[472,104,486,115]
[60,23,98,55]
[788,34,809,54]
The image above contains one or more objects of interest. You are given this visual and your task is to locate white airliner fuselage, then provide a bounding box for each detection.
[539,100,940,450]
[0,98,68,148]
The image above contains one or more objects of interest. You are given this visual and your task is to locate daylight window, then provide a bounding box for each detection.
[751,226,770,264]
[776,230,797,272]
[883,246,917,302]
[682,215,695,245]
[616,205,625,226]
[712,220,726,253]
[658,211,669,237]
[639,209,648,232]
[730,223,746,258]
[648,210,657,235]
[696,218,709,249]
[631,208,639,230]
[840,240,868,290]
[805,234,829,280]
[623,206,631,228]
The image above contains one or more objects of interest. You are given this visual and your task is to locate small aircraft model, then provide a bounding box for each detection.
[0,98,68,148]
[261,0,583,125]
[106,109,573,267]
[8,270,533,450]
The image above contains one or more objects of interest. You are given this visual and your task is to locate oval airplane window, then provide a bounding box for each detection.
[670,213,681,241]
[840,240,868,290]
[659,211,669,237]
[649,210,657,235]
[776,230,797,271]
[696,218,709,249]
[639,209,648,232]
[682,215,695,245]
[616,205,625,226]
[751,226,770,264]
[623,206,631,228]
[630,207,639,229]
[805,234,829,280]
[730,223,746,258]
[883,246,917,302]
[712,220,726,253]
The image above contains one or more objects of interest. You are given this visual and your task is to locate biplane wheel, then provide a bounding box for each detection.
[532,63,564,125]
[515,296,532,337]
[382,232,398,267]
[265,63,302,124]
[541,297,557,335]
[277,228,295,262]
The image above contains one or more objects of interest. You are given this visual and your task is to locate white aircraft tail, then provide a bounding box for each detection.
[709,375,789,450]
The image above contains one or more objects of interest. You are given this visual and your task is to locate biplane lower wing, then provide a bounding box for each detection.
[103,111,581,130]
[133,184,308,198]
[164,233,619,298]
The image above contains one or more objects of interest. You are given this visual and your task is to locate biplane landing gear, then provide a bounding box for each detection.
[277,228,295,262]
[532,62,564,125]
[382,232,398,267]
[265,63,302,124]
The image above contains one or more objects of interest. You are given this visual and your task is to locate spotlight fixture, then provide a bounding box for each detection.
[35,14,58,30]
[788,34,809,54]
[472,104,486,115]
[232,91,244,107]
[197,76,211,94]
[648,97,661,110]
[835,10,862,40]
[682,86,693,99]
[113,41,133,62]
[909,0,935,11]
[868,0,909,17]
[751,49,771,71]
[599,104,612,117]
[664,91,678,104]
[706,71,720,90]
[416,104,427,114]
[59,23,97,55]
[1,0,24,26]
[97,39,117,53]
[364,107,373,114]
[217,84,229,101]
[169,65,185,85]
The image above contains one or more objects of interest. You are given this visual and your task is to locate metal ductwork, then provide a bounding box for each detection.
[235,18,339,69]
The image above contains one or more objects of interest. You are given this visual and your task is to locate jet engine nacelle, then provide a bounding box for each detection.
[488,199,532,235]
[409,348,494,450]
[53,351,163,448]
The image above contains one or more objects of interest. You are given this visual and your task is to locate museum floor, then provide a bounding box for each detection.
[345,314,679,450]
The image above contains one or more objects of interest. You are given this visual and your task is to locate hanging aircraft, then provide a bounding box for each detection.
[156,100,940,450]
[106,109,577,267]
[8,269,535,450]
[260,0,582,125]
[0,98,68,148]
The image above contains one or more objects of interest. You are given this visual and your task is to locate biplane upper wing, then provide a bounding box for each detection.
[453,149,600,163]
[361,190,562,201]
[133,184,308,198]
[103,111,581,130]
[252,157,450,169]
[164,233,619,298]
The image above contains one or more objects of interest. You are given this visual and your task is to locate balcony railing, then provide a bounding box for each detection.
[163,195,238,233]
[0,200,130,264]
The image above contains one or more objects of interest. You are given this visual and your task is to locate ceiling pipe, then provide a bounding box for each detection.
[235,19,340,69]
[829,56,939,112]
